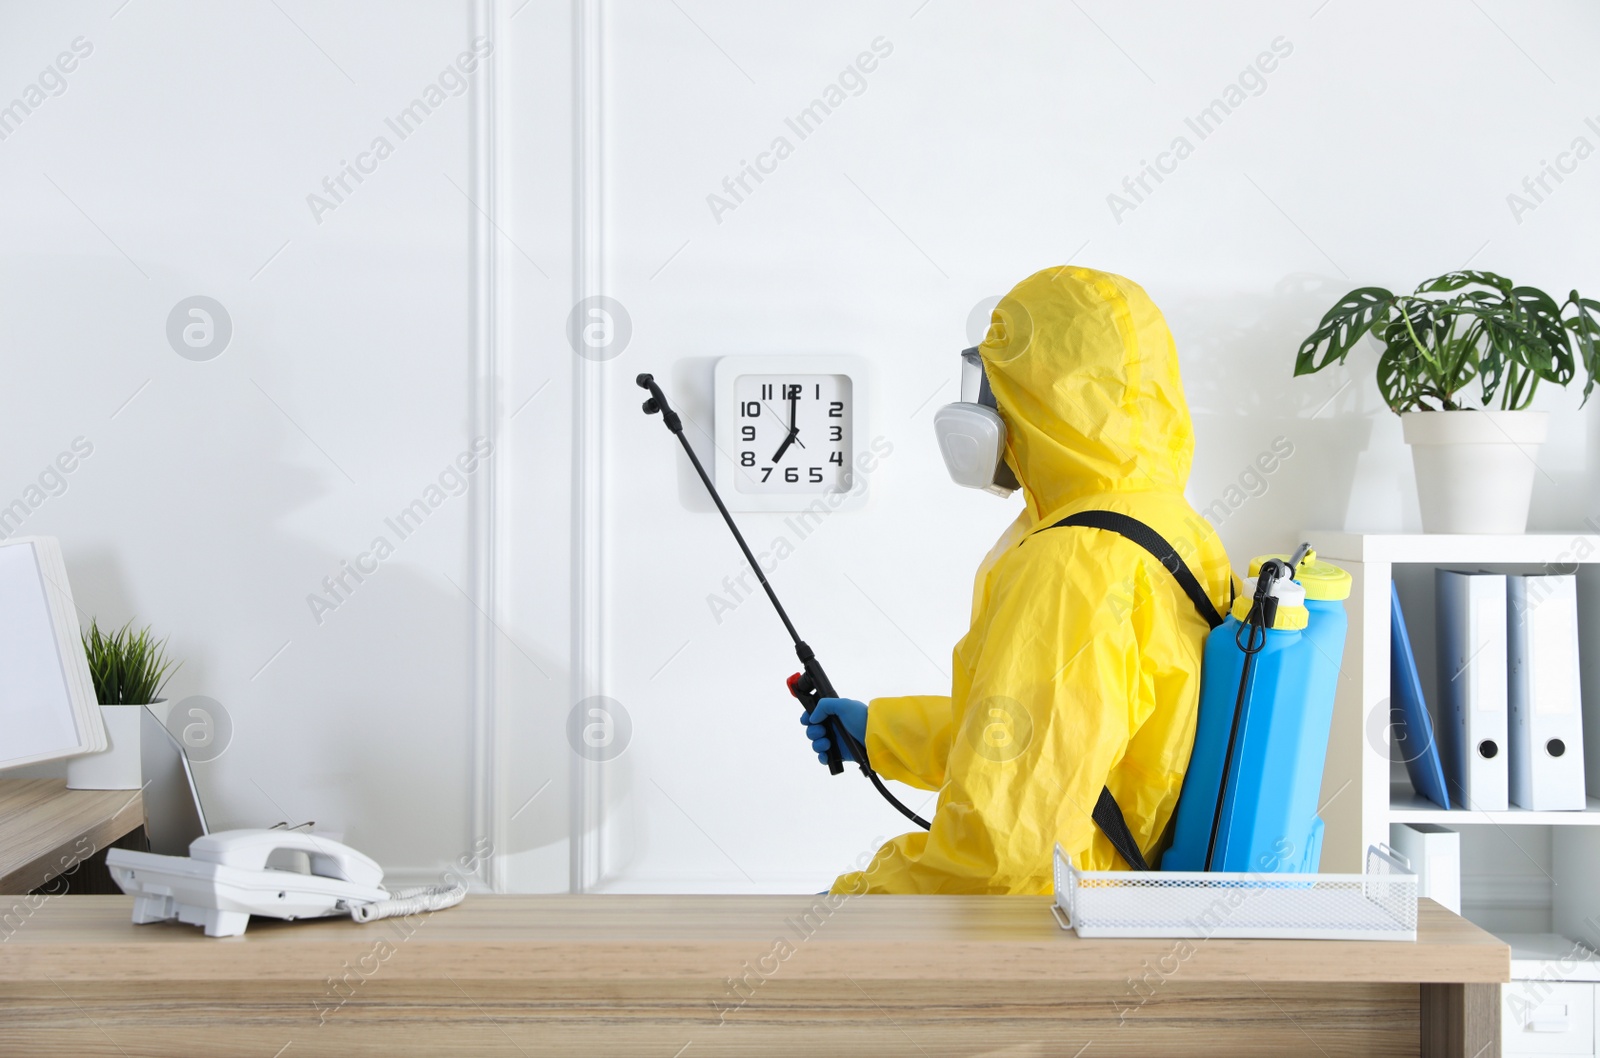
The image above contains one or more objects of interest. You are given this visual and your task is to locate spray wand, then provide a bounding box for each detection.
[636,374,930,830]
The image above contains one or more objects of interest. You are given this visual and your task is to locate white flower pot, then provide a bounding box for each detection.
[65,703,149,790]
[1401,410,1549,534]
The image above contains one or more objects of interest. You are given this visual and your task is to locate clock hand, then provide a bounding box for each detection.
[769,394,804,463]
[787,393,804,449]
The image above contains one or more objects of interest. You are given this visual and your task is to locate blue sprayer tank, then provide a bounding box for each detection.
[1162,550,1350,874]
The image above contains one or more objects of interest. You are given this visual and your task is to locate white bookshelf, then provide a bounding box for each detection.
[1389,784,1600,826]
[1310,532,1600,566]
[1308,532,1600,1054]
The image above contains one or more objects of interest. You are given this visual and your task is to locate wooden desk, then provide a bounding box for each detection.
[0,779,144,894]
[0,894,1507,1057]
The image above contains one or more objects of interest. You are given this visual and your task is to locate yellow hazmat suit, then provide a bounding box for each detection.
[834,267,1234,895]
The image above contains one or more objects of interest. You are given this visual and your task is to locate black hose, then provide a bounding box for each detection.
[1203,561,1286,870]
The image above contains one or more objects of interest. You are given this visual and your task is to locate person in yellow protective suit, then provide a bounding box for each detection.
[808,266,1234,894]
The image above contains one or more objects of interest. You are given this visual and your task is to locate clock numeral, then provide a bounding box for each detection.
[809,467,823,483]
[741,401,761,417]
[829,426,842,442]
[761,384,773,400]
[785,384,802,400]
[829,451,844,465]
[760,468,773,482]
[741,451,755,467]
[815,384,821,399]
[741,425,756,442]
[784,467,799,483]
[828,401,844,418]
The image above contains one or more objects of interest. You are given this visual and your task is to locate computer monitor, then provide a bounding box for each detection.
[139,704,209,855]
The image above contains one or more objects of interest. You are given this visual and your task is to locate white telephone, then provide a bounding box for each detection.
[106,829,466,938]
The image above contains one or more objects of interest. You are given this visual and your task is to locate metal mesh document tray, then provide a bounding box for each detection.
[1051,843,1417,941]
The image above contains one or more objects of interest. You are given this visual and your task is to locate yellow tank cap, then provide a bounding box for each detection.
[1230,594,1310,630]
[1248,548,1351,602]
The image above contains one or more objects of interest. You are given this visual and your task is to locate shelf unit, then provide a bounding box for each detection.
[1310,532,1600,1053]
[1307,531,1600,959]
[1388,784,1600,825]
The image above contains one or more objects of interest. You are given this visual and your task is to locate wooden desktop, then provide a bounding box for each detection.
[0,891,1507,1057]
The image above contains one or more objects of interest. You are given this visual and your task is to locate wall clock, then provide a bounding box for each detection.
[712,355,869,512]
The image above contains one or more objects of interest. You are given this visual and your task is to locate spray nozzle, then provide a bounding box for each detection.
[637,374,661,414]
[635,374,682,433]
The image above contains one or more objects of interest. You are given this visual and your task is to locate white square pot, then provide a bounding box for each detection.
[65,702,150,790]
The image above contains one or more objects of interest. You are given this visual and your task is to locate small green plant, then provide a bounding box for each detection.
[1295,270,1600,413]
[82,619,179,705]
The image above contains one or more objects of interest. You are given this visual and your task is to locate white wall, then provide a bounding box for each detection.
[582,0,1600,891]
[4,0,1597,894]
[0,0,576,890]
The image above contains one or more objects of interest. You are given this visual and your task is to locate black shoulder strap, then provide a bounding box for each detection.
[1093,786,1150,872]
[1044,510,1225,629]
[1036,509,1227,871]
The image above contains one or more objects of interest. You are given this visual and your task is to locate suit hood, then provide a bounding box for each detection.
[978,266,1194,520]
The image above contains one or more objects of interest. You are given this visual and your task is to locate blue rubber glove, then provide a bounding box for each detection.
[801,697,868,766]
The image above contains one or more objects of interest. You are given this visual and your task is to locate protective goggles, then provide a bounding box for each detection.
[934,347,1019,496]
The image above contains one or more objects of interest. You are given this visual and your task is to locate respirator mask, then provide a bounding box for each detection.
[933,347,1020,497]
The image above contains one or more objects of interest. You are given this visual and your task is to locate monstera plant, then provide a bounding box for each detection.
[1295,271,1600,533]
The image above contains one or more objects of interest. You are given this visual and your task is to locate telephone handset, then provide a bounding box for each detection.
[107,829,465,938]
[190,829,385,886]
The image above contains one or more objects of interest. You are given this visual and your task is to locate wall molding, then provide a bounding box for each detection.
[569,0,605,893]
[468,0,507,892]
